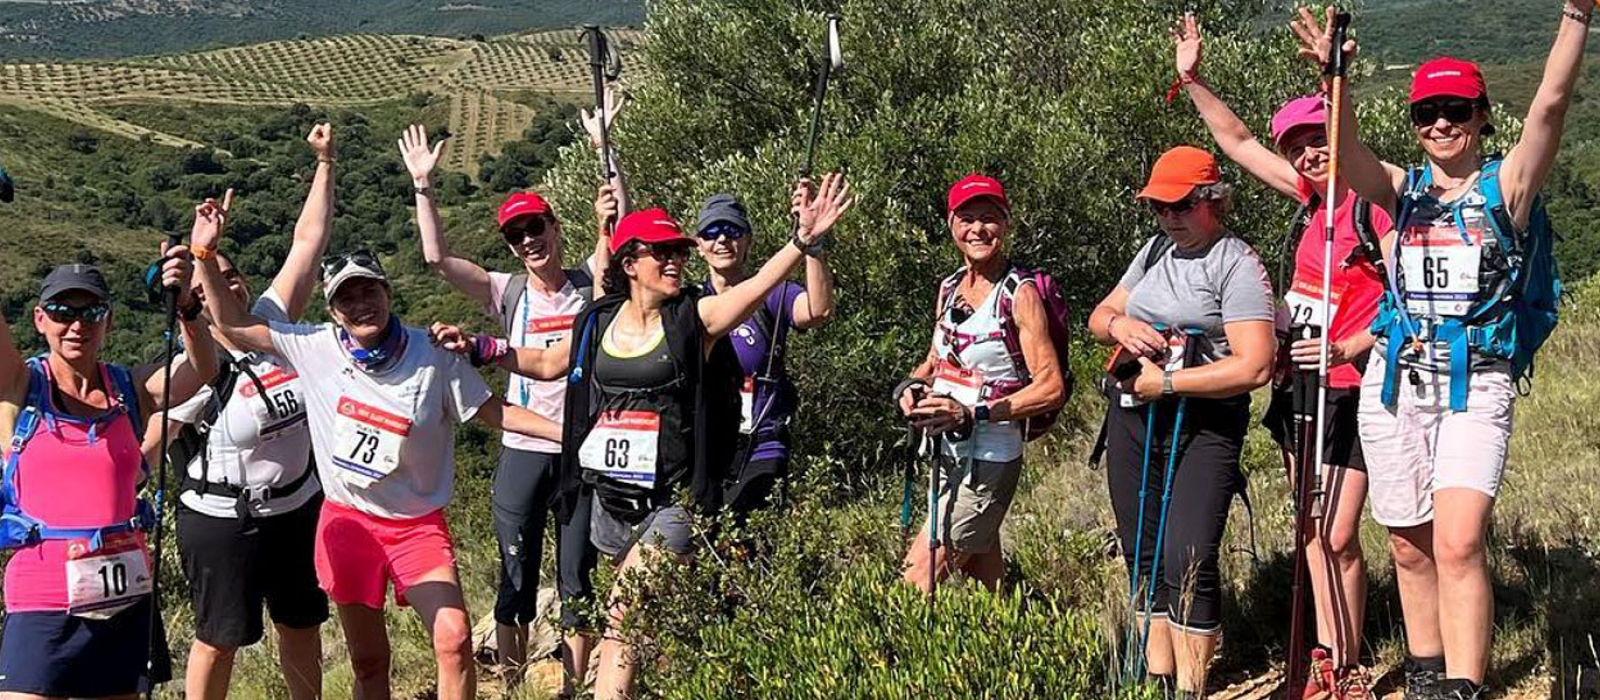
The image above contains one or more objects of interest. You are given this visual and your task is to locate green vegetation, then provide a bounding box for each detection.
[0,1,644,61]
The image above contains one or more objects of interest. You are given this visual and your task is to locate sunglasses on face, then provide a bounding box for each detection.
[1150,197,1199,217]
[501,217,550,245]
[321,249,383,279]
[633,244,691,263]
[1410,98,1476,127]
[42,301,110,324]
[697,222,749,242]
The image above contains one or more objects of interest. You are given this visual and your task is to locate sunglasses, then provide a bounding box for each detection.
[321,249,384,279]
[501,217,550,245]
[697,222,749,242]
[1410,98,1476,127]
[633,243,692,263]
[1150,197,1200,217]
[42,300,110,324]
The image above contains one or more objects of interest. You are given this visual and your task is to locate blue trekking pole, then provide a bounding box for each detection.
[1138,327,1205,671]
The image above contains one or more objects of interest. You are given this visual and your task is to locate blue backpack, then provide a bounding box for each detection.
[1373,158,1563,411]
[0,357,155,553]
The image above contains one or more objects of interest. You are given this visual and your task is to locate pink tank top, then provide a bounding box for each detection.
[2,362,145,613]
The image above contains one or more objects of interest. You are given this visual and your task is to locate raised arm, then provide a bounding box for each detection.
[1176,13,1301,197]
[272,123,337,319]
[135,243,218,414]
[0,295,28,408]
[1292,6,1405,212]
[1501,0,1593,227]
[786,179,836,329]
[192,193,277,355]
[698,172,852,340]
[400,124,494,305]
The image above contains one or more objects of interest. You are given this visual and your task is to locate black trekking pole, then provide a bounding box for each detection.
[1286,11,1352,697]
[581,24,623,232]
[145,229,184,700]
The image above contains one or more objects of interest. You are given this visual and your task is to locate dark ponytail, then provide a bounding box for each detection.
[602,240,642,296]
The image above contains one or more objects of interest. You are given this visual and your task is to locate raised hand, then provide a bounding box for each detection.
[190,189,234,253]
[594,182,620,227]
[1290,5,1356,68]
[794,172,853,246]
[307,122,335,161]
[580,86,628,151]
[429,322,471,354]
[1174,12,1203,77]
[157,240,196,305]
[398,124,445,186]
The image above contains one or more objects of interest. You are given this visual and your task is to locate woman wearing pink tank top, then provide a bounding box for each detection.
[0,255,217,699]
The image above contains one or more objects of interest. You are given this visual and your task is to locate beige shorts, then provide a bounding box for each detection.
[1357,352,1515,528]
[923,455,1023,554]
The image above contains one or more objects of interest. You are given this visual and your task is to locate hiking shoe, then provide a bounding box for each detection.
[1439,679,1486,699]
[1333,665,1374,700]
[1402,657,1445,700]
[1303,647,1335,700]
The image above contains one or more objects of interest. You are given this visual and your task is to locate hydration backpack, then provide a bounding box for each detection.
[938,263,1076,441]
[1,357,154,552]
[1372,158,1563,411]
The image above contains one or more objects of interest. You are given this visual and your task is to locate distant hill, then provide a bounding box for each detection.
[0,0,644,60]
[1359,0,1596,65]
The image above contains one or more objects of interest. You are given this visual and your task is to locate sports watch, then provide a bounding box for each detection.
[1161,369,1176,398]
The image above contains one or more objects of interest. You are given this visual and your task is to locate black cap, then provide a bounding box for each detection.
[695,193,752,235]
[40,264,111,302]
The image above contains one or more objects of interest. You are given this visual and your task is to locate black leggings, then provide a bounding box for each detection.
[1105,396,1248,633]
[492,447,597,629]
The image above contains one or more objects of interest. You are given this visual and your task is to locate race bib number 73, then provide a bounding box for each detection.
[332,397,413,488]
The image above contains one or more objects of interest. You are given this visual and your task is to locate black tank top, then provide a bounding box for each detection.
[591,318,690,489]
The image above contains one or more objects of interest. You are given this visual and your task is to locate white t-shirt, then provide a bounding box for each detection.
[267,321,492,520]
[487,269,590,453]
[173,291,319,519]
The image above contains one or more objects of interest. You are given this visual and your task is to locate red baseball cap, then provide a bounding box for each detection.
[947,174,1010,214]
[1137,146,1221,203]
[497,191,552,228]
[610,208,695,254]
[1409,57,1486,104]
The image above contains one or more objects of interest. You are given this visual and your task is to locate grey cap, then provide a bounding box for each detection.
[323,251,389,302]
[694,193,752,235]
[40,264,111,302]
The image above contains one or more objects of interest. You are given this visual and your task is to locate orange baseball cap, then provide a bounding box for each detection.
[1136,146,1221,203]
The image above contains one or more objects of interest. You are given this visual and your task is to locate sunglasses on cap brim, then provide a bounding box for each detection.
[697,222,749,241]
[501,217,551,244]
[1410,98,1477,127]
[322,249,384,279]
[41,300,110,324]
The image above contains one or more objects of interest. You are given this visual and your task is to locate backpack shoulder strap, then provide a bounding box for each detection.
[104,363,143,443]
[565,266,595,300]
[1143,234,1175,273]
[502,273,530,336]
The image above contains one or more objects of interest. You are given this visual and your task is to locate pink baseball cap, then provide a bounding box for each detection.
[497,191,552,228]
[1270,95,1327,148]
[1410,57,1487,104]
[947,174,1011,214]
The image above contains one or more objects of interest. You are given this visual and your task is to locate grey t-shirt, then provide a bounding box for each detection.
[1119,233,1276,363]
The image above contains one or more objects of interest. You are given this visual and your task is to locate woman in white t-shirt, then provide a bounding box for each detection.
[189,198,562,700]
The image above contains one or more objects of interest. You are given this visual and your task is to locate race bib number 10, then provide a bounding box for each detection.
[332,397,414,488]
[579,410,661,488]
[65,532,152,620]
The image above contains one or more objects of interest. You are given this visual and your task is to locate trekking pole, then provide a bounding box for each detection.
[923,429,940,601]
[1288,12,1354,695]
[1138,328,1204,668]
[581,25,623,232]
[800,13,844,180]
[146,229,184,700]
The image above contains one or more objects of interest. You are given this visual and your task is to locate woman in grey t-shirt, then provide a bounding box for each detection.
[1086,146,1276,698]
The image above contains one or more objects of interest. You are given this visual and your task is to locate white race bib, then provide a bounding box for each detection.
[523,315,576,350]
[1401,222,1483,318]
[238,367,305,442]
[579,410,661,488]
[65,532,152,619]
[931,361,984,407]
[1119,332,1191,408]
[331,397,413,488]
[738,377,756,435]
[1283,272,1347,331]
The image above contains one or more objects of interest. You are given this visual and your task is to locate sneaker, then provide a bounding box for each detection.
[1402,657,1445,700]
[1439,678,1486,699]
[1303,647,1335,700]
[1332,665,1374,700]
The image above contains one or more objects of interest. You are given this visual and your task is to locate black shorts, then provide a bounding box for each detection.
[0,596,172,696]
[177,495,328,648]
[1262,384,1365,471]
[493,447,597,629]
[723,455,790,516]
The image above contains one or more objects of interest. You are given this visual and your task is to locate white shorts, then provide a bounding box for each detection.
[1357,351,1515,528]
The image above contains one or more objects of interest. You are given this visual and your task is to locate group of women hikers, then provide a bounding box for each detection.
[0,1,1587,699]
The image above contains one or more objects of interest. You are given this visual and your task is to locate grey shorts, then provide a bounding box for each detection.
[924,455,1024,554]
[589,493,696,560]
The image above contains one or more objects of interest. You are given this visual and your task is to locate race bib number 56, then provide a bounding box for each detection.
[332,397,413,488]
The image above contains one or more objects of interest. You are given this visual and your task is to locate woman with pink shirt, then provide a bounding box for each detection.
[0,250,218,699]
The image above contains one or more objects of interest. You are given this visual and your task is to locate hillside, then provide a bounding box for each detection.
[0,0,644,60]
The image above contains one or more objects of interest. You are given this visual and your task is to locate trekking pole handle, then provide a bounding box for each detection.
[1324,12,1353,78]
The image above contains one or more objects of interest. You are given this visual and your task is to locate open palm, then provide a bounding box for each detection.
[1174,12,1203,76]
[398,123,444,182]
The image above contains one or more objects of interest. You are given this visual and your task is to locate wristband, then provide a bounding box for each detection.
[178,296,204,322]
[192,244,216,261]
[317,156,337,164]
[414,185,435,198]
[469,334,510,368]
[1563,7,1591,22]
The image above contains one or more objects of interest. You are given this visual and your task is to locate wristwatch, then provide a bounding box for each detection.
[1161,369,1176,398]
[973,403,991,424]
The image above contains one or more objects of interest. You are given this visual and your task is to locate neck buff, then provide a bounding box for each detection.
[339,314,406,373]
